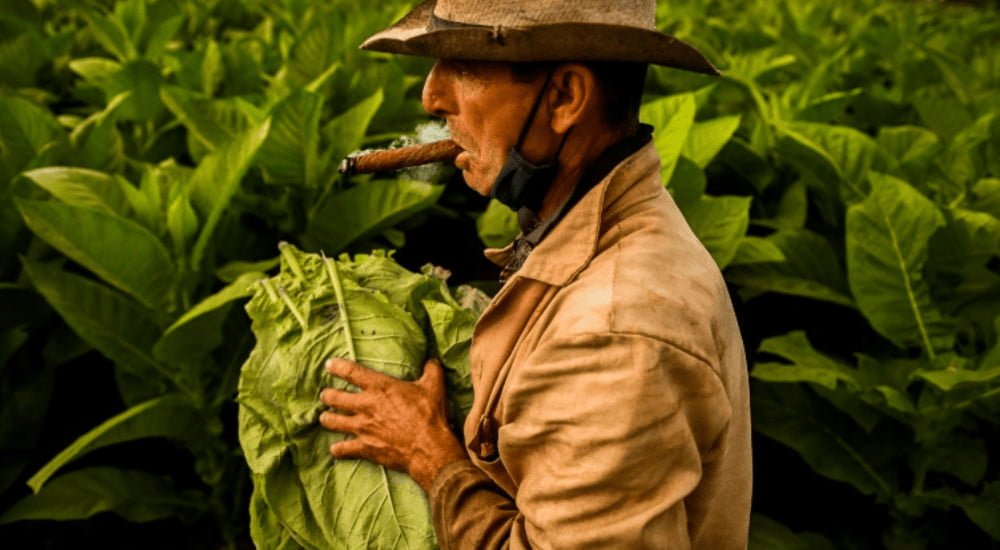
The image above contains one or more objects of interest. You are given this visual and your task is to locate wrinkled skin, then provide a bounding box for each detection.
[319,358,464,491]
[319,59,627,493]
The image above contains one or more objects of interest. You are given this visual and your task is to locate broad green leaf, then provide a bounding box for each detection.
[17,199,175,309]
[682,115,742,168]
[749,514,838,550]
[776,122,884,202]
[877,126,940,166]
[751,382,896,498]
[68,91,128,173]
[321,90,385,176]
[666,155,706,209]
[22,167,129,216]
[969,178,1000,219]
[754,181,808,231]
[729,236,786,266]
[928,207,1000,276]
[0,97,65,188]
[846,173,954,356]
[189,120,271,268]
[21,258,172,392]
[305,179,444,253]
[82,10,134,61]
[0,467,203,524]
[727,229,855,307]
[919,435,988,486]
[239,245,437,548]
[250,482,304,550]
[258,90,323,187]
[216,257,280,284]
[160,86,258,157]
[27,394,205,492]
[476,199,520,248]
[922,481,1000,541]
[913,94,972,141]
[103,59,164,122]
[912,366,1000,392]
[166,195,199,259]
[753,331,858,390]
[200,40,223,97]
[681,194,751,269]
[282,12,346,90]
[640,93,697,183]
[795,89,861,123]
[68,57,121,83]
[154,271,262,363]
[423,299,476,424]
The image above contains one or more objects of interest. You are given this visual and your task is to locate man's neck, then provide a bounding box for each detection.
[537,125,631,220]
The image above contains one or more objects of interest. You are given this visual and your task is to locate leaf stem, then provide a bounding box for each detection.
[276,285,307,331]
[278,241,306,283]
[323,253,357,361]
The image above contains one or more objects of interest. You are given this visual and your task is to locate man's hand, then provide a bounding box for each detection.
[319,357,467,492]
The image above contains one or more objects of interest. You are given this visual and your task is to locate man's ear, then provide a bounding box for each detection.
[547,63,598,134]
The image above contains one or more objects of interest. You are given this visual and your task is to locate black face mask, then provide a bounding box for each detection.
[490,70,571,213]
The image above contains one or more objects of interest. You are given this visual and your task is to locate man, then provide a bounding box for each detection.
[317,1,752,548]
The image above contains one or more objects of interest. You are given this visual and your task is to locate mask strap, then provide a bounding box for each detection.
[514,68,556,151]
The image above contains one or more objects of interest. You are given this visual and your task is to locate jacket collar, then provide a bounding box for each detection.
[484,141,662,287]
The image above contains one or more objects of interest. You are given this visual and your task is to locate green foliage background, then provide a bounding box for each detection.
[0,0,997,547]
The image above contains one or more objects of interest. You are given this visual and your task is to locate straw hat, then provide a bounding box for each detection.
[361,0,719,75]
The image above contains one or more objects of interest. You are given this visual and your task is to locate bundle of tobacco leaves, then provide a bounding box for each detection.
[238,243,486,549]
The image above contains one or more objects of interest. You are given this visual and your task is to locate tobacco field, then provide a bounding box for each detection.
[0,0,997,547]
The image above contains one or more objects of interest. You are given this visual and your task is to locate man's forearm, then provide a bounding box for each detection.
[429,460,520,550]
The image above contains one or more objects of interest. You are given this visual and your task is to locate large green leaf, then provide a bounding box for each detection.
[0,467,204,524]
[189,120,272,268]
[21,258,172,392]
[751,382,897,498]
[640,93,697,183]
[160,86,257,156]
[22,166,129,216]
[727,229,855,307]
[846,173,954,356]
[753,331,859,390]
[305,179,444,253]
[0,97,65,188]
[239,245,437,549]
[681,194,751,269]
[153,271,262,363]
[682,115,742,168]
[258,89,323,187]
[779,122,884,202]
[748,514,838,550]
[27,394,205,492]
[320,89,385,179]
[16,199,175,310]
[476,199,520,249]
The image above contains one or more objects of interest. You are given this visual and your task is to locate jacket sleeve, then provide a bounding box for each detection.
[428,332,733,549]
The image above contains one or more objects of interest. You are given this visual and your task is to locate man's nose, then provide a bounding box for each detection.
[421,62,456,118]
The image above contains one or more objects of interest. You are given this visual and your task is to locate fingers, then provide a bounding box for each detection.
[325,358,390,390]
[320,388,369,413]
[329,438,368,460]
[318,411,362,434]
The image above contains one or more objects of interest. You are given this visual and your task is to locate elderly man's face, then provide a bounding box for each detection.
[422,60,549,196]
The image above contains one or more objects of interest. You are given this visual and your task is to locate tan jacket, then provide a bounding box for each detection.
[429,142,752,549]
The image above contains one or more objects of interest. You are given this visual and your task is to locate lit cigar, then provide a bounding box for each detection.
[338,140,463,174]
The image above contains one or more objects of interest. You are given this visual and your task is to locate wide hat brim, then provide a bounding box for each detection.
[361,0,720,76]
